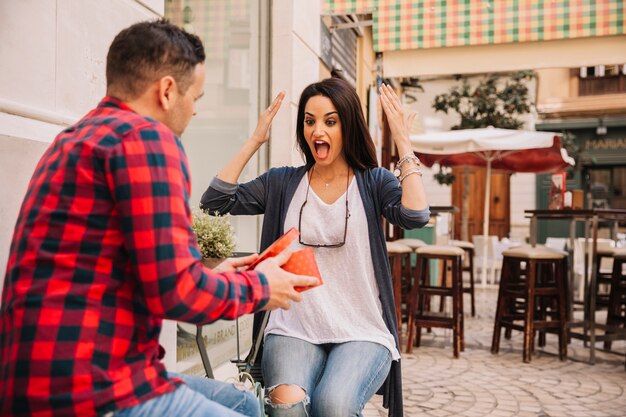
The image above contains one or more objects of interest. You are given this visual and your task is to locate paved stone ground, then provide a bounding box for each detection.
[364,287,626,417]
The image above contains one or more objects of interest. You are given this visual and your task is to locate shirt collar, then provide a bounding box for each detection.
[98,96,135,112]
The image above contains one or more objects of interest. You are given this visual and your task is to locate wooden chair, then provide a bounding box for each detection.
[450,239,476,317]
[603,248,626,356]
[405,245,465,358]
[394,238,427,251]
[592,243,617,311]
[386,241,413,335]
[491,245,568,363]
[573,238,615,303]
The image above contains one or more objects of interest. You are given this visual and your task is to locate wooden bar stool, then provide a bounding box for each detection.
[394,238,427,250]
[593,245,617,310]
[604,248,626,352]
[394,239,427,277]
[451,239,476,317]
[386,241,413,335]
[405,245,465,358]
[395,238,427,319]
[491,245,568,363]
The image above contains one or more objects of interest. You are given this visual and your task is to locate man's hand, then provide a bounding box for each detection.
[212,253,260,272]
[254,249,320,311]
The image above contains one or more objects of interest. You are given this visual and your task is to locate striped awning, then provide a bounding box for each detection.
[323,0,626,53]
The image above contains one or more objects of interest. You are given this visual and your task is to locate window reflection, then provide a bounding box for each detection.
[165,0,267,376]
[165,0,266,251]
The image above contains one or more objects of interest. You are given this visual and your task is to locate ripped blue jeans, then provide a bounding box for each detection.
[262,334,392,417]
[112,372,261,417]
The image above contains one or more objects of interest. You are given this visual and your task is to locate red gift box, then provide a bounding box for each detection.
[248,227,323,292]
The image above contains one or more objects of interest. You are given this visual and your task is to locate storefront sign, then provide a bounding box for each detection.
[585,137,626,151]
[176,315,254,376]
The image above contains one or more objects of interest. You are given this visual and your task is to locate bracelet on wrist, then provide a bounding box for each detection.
[393,155,421,178]
[399,167,423,183]
[398,153,420,167]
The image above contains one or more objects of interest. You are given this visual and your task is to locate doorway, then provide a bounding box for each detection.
[587,165,626,228]
[451,166,511,240]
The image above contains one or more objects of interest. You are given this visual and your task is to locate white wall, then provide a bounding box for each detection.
[270,0,322,168]
[0,0,325,378]
[0,0,161,312]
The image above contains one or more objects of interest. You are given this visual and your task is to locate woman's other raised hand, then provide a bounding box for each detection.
[216,91,285,184]
[378,84,416,156]
[250,91,285,146]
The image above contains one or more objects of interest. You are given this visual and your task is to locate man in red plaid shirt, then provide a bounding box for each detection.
[0,19,317,417]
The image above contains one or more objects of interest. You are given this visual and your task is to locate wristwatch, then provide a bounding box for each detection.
[393,154,421,178]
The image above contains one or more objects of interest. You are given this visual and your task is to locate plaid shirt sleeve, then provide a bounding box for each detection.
[108,123,270,322]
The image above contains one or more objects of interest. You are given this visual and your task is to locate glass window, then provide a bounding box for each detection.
[165,0,269,376]
[166,0,269,253]
[588,169,611,209]
[611,167,626,210]
[587,166,626,217]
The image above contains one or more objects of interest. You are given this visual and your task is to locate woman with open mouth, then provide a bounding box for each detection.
[202,76,430,417]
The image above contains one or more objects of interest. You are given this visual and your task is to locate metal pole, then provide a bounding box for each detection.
[482,158,492,286]
[589,214,599,364]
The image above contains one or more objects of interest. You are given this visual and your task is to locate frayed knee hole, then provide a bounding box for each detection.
[266,384,306,405]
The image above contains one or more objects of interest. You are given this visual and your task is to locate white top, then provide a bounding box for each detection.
[264,174,400,360]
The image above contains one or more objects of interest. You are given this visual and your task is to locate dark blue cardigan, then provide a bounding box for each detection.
[200,165,430,417]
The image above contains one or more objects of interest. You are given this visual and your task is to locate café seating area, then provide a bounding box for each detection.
[386,209,626,367]
[376,214,625,414]
[364,285,626,417]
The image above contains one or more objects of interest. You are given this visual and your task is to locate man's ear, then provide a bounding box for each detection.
[157,76,177,110]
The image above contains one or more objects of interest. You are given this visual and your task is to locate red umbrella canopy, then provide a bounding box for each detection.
[410,127,575,286]
[410,127,574,173]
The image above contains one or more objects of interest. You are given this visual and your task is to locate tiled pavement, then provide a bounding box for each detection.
[364,287,626,417]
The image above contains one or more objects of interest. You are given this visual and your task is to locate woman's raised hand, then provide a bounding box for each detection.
[378,84,416,154]
[250,91,285,146]
[215,91,285,184]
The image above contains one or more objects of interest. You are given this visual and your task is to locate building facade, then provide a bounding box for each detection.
[0,0,374,379]
[324,0,626,243]
[534,66,626,242]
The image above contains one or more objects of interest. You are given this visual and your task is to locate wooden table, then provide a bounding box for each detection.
[525,208,626,363]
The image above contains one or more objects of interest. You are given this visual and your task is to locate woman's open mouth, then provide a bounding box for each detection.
[313,140,330,160]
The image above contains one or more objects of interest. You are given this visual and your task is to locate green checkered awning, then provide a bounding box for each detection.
[323,0,625,52]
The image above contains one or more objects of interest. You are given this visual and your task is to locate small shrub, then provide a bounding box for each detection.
[191,211,236,259]
[434,166,456,186]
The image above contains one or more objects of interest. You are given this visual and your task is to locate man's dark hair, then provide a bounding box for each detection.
[106,19,205,99]
[296,77,378,170]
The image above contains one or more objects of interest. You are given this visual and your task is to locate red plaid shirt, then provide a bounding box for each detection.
[0,97,270,416]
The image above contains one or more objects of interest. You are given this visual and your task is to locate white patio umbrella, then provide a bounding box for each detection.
[410,127,575,285]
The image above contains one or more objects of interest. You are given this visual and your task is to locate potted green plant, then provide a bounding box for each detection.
[191,210,236,268]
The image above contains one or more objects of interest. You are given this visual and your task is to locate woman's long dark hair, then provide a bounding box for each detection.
[296,77,378,170]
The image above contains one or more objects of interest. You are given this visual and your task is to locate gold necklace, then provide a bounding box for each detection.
[313,166,349,189]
